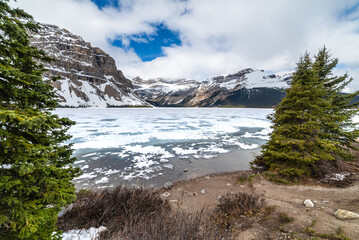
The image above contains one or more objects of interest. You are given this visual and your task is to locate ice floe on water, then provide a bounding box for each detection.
[55,108,274,188]
[81,165,89,170]
[82,153,97,157]
[74,172,97,180]
[123,145,174,159]
[173,147,198,155]
[74,160,86,164]
[192,154,218,159]
[95,177,109,184]
[104,169,121,175]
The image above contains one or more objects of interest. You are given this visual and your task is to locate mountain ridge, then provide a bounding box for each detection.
[133,68,292,107]
[30,23,295,108]
[30,23,150,108]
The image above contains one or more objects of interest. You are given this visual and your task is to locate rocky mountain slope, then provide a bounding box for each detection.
[133,69,292,107]
[30,24,355,108]
[30,24,149,107]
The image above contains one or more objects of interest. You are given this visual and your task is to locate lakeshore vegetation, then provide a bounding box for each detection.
[252,47,359,183]
[0,1,79,239]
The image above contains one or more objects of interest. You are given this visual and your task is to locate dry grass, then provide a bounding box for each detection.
[212,192,267,232]
[56,182,357,239]
[111,210,232,240]
[215,192,266,217]
[57,186,232,239]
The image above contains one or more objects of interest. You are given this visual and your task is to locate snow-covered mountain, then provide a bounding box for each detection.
[133,68,292,107]
[30,24,149,108]
[133,77,201,106]
[29,23,293,108]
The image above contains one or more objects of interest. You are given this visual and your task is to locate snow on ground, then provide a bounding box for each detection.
[61,226,107,240]
[325,172,351,181]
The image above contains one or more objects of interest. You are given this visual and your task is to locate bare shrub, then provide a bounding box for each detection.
[57,186,232,239]
[236,170,255,183]
[314,158,356,187]
[215,192,266,217]
[57,186,169,234]
[212,192,266,231]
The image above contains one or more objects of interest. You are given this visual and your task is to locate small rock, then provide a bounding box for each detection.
[183,169,188,172]
[160,192,171,199]
[239,215,245,218]
[322,200,328,203]
[304,199,314,208]
[182,191,197,197]
[226,183,232,186]
[200,189,206,194]
[169,200,178,203]
[204,176,210,180]
[163,182,173,190]
[334,209,359,220]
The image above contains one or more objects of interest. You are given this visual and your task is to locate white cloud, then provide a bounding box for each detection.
[11,0,359,89]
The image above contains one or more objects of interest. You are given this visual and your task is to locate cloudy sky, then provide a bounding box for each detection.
[11,0,359,89]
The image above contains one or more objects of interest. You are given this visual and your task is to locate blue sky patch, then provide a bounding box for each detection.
[112,23,182,61]
[336,63,348,69]
[339,2,359,19]
[90,0,119,9]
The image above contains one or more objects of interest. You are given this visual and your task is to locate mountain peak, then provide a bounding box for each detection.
[30,23,149,108]
[133,68,292,107]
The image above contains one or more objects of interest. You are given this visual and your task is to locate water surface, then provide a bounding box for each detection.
[55,108,273,189]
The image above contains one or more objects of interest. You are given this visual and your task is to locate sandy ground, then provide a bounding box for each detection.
[159,171,359,239]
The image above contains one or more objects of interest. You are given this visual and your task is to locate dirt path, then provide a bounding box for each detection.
[159,171,359,239]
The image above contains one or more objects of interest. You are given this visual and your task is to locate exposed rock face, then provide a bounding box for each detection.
[133,68,292,107]
[30,24,149,107]
[133,77,202,106]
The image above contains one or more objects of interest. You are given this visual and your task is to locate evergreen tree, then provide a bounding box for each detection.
[0,1,79,239]
[252,49,359,182]
[313,47,359,161]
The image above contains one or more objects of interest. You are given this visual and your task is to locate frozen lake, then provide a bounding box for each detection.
[55,108,274,189]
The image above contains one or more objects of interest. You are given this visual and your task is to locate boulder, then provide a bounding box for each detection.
[163,182,173,190]
[303,199,314,208]
[334,209,359,220]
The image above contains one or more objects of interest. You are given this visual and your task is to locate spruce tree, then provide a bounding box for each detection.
[252,49,359,182]
[0,1,79,239]
[313,47,359,162]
